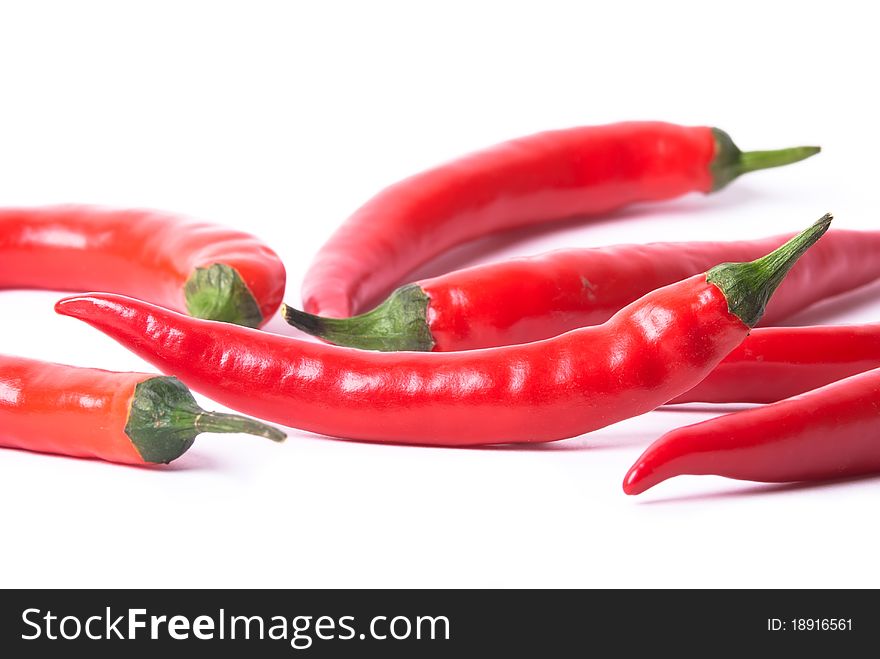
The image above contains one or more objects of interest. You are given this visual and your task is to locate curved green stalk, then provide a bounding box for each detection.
[707,213,833,327]
[711,128,820,191]
[282,284,435,352]
[125,377,285,464]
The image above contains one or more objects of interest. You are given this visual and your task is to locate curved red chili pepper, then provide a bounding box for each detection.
[284,229,879,351]
[302,122,819,319]
[55,216,830,446]
[674,323,880,404]
[624,366,880,495]
[0,354,284,465]
[0,205,286,327]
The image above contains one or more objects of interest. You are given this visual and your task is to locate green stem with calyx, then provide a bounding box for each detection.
[710,127,820,191]
[282,284,435,352]
[184,263,264,328]
[707,213,832,328]
[125,377,286,464]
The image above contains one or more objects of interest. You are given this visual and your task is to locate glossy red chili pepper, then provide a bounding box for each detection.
[285,229,879,351]
[302,122,819,319]
[624,366,880,495]
[55,217,830,446]
[674,323,880,404]
[0,354,284,465]
[0,205,286,327]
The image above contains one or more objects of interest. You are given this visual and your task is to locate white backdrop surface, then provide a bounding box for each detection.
[0,1,877,588]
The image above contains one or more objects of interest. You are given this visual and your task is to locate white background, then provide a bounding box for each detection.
[1,1,878,588]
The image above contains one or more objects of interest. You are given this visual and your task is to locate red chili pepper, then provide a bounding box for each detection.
[0,205,286,327]
[0,354,285,465]
[284,229,879,351]
[674,323,880,404]
[624,366,880,495]
[55,216,830,446]
[302,122,819,319]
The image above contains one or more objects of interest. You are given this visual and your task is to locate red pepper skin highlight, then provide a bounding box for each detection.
[0,355,284,465]
[286,229,880,352]
[302,122,819,318]
[674,323,880,404]
[0,205,286,327]
[624,367,880,495]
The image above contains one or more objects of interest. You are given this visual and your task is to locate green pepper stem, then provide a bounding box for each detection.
[194,411,287,442]
[282,284,435,352]
[126,377,285,464]
[707,213,833,327]
[710,127,821,191]
[738,146,822,175]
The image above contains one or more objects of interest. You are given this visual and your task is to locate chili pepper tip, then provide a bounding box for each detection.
[622,463,651,495]
[55,294,103,317]
[56,293,136,324]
